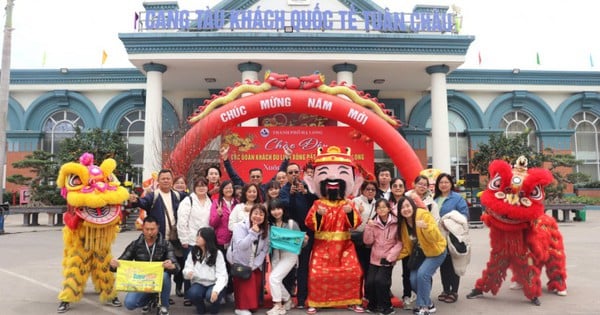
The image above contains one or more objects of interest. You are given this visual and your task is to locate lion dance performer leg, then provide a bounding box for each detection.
[55,153,130,313]
[466,156,567,306]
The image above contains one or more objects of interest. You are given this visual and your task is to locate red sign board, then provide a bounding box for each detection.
[222,126,374,180]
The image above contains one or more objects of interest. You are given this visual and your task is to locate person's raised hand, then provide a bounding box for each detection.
[219,144,230,160]
[283,146,293,160]
[128,193,138,203]
[343,202,353,213]
[317,205,327,216]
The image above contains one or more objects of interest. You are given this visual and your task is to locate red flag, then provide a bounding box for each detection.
[478,51,482,65]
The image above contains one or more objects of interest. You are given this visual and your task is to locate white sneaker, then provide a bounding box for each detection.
[554,289,568,296]
[402,297,412,310]
[266,305,286,315]
[234,309,252,315]
[283,299,294,311]
[509,282,523,290]
[159,306,169,315]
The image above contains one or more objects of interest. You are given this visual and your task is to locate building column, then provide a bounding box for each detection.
[333,63,357,127]
[238,62,262,126]
[426,65,451,173]
[142,63,167,180]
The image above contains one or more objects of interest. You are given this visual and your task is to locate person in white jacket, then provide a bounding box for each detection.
[183,227,228,314]
[177,176,213,305]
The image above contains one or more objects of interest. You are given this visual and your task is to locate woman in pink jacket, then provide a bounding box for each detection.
[363,198,403,315]
[209,180,238,301]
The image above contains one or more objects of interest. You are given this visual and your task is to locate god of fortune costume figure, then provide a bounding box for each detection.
[304,146,364,310]
[56,153,130,312]
[467,156,567,305]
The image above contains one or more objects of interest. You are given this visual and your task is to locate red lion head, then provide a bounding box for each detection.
[480,156,553,231]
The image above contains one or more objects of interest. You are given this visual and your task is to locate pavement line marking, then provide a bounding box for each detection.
[0,267,123,314]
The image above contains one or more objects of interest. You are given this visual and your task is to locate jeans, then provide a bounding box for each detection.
[187,283,226,314]
[124,272,172,310]
[410,249,447,308]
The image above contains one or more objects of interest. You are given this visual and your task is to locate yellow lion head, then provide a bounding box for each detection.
[57,153,129,226]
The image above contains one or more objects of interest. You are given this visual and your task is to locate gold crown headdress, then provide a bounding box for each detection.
[313,146,354,167]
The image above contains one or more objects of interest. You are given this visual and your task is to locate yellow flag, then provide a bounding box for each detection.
[42,51,47,66]
[102,50,108,65]
[115,260,164,292]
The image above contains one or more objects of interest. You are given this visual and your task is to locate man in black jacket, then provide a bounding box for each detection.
[110,216,179,315]
[279,162,317,308]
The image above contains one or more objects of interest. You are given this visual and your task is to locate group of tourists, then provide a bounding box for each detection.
[113,145,471,315]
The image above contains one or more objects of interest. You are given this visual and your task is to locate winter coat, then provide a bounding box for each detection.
[226,220,270,271]
[398,208,447,259]
[112,233,180,274]
[209,198,237,246]
[177,193,212,246]
[352,195,377,233]
[182,249,228,294]
[363,214,402,266]
[440,210,471,276]
[436,191,469,218]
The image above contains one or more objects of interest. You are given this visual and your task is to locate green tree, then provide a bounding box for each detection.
[471,132,543,176]
[471,132,589,201]
[55,127,136,181]
[7,128,137,206]
[7,150,64,206]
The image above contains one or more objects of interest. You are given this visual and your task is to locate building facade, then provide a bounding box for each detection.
[4,0,600,192]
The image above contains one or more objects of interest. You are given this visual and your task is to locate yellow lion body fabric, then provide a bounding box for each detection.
[56,153,129,303]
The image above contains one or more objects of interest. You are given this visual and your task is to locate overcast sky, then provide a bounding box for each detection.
[3,0,599,71]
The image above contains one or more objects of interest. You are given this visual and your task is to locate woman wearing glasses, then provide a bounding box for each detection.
[389,177,407,212]
[405,175,440,221]
[351,180,379,292]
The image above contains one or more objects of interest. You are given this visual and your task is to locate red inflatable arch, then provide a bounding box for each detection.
[168,89,423,186]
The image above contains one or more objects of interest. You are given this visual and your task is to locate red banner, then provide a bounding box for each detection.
[222,126,374,181]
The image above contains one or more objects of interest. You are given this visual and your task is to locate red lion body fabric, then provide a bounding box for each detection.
[472,156,567,304]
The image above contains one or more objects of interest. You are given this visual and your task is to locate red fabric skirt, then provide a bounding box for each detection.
[233,268,263,310]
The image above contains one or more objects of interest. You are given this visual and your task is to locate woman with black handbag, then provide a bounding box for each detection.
[397,197,447,315]
[227,204,270,315]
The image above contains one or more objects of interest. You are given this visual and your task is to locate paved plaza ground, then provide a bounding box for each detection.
[1,210,599,315]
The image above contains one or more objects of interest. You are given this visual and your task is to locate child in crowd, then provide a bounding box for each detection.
[363,198,402,315]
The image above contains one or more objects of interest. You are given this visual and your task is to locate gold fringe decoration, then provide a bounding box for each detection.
[58,221,120,303]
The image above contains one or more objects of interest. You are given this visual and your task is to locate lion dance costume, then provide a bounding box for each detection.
[468,156,567,305]
[56,153,129,306]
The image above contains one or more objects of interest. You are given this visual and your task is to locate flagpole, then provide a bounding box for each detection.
[0,0,15,205]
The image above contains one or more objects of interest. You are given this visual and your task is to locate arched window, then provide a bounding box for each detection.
[569,111,600,181]
[43,110,84,154]
[118,110,145,170]
[426,111,469,180]
[500,110,539,150]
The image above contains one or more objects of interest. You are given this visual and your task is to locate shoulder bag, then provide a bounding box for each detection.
[230,238,259,280]
[407,239,426,270]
